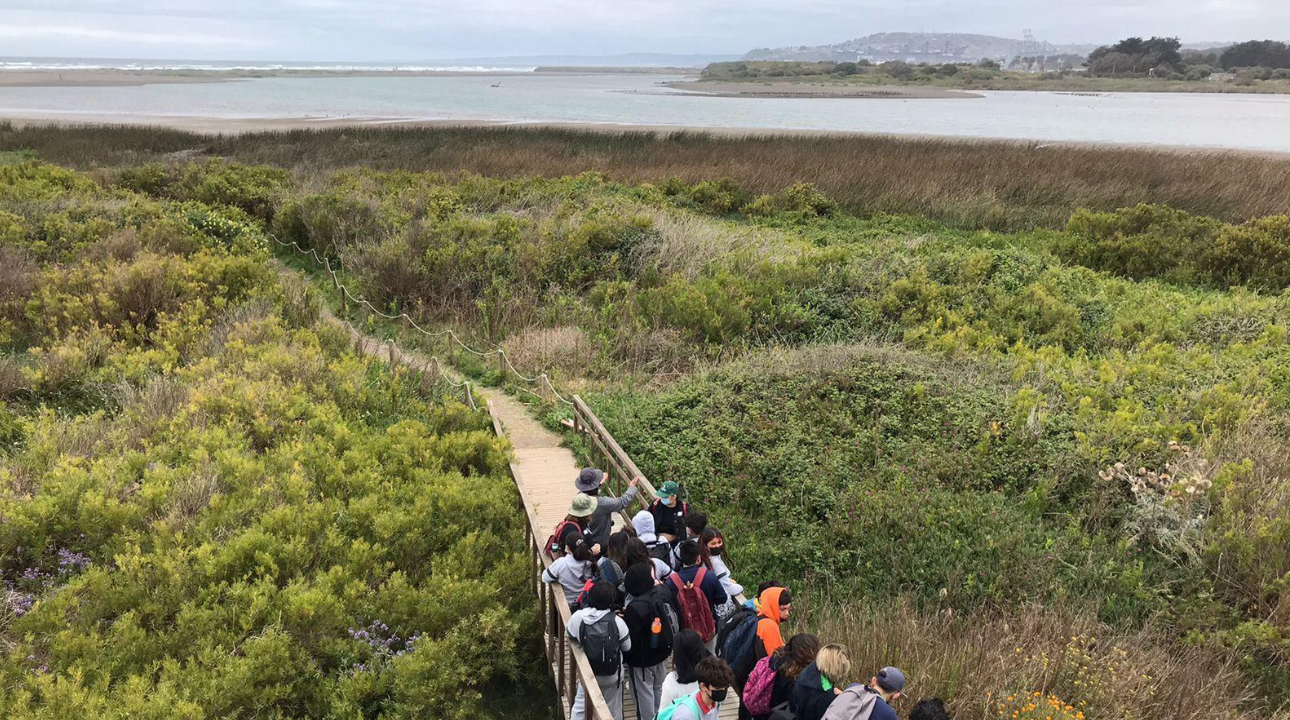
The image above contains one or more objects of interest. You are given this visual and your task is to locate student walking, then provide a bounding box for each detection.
[700,527,743,624]
[545,493,597,559]
[730,585,793,691]
[621,563,678,720]
[668,540,727,652]
[820,666,905,720]
[754,586,791,660]
[542,531,595,607]
[576,467,640,548]
[743,633,819,720]
[633,509,674,565]
[658,629,712,710]
[670,512,711,567]
[567,582,631,720]
[622,537,671,597]
[598,530,632,591]
[659,656,736,720]
[791,644,852,720]
[649,481,690,544]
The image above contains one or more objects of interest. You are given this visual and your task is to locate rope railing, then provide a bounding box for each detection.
[271,234,574,406]
[335,315,481,410]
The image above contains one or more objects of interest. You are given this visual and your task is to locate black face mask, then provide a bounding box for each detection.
[709,546,723,556]
[709,687,728,704]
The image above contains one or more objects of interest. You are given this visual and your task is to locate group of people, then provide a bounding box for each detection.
[541,468,952,720]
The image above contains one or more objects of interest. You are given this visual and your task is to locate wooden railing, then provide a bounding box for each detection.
[490,402,616,720]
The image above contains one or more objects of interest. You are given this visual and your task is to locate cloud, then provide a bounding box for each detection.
[0,24,257,46]
[0,0,1285,60]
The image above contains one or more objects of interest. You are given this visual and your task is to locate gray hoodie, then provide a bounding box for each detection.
[632,509,659,545]
[566,607,631,653]
[542,554,593,606]
[588,485,639,547]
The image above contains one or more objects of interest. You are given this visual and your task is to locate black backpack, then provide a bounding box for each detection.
[648,541,673,565]
[579,614,622,677]
[628,589,679,663]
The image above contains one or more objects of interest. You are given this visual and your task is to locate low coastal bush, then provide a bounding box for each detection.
[0,163,544,719]
[1063,204,1290,290]
[8,156,1289,711]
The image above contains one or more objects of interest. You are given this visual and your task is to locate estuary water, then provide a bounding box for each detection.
[1,72,1288,152]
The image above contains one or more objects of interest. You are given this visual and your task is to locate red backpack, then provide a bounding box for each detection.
[668,567,716,642]
[544,520,581,559]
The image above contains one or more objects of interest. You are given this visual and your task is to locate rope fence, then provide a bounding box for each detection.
[271,234,574,407]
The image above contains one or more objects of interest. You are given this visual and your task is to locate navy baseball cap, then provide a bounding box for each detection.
[876,667,906,693]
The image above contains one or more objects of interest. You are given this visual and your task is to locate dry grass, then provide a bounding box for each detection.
[0,356,28,400]
[797,600,1280,720]
[502,326,597,378]
[631,209,800,280]
[5,123,1290,229]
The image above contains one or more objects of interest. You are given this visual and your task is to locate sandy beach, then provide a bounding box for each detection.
[666,80,980,99]
[0,71,235,88]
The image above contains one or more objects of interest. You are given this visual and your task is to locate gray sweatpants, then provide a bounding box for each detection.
[629,661,668,720]
[571,670,624,720]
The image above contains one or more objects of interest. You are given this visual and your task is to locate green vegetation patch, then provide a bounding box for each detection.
[0,162,546,719]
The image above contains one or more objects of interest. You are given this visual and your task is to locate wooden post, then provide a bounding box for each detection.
[497,352,507,383]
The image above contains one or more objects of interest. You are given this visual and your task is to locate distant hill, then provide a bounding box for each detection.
[446,53,741,68]
[745,33,1099,63]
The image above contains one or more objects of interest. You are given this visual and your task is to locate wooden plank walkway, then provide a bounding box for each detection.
[310,288,736,720]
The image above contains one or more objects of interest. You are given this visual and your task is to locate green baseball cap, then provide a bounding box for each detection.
[655,481,679,498]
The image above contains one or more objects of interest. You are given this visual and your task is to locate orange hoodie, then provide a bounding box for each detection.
[755,586,787,656]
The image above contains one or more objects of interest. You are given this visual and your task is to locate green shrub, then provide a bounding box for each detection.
[1063,204,1290,291]
[745,182,837,219]
[1201,215,1290,290]
[0,163,542,719]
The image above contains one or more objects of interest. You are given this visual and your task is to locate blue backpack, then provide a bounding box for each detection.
[656,694,702,720]
[718,608,760,685]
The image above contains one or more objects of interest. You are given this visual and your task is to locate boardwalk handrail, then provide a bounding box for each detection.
[572,395,748,606]
[489,402,616,720]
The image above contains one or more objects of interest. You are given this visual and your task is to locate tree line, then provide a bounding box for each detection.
[1087,37,1290,79]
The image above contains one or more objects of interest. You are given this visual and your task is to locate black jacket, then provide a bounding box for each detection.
[621,585,677,668]
[649,498,688,541]
[791,663,839,720]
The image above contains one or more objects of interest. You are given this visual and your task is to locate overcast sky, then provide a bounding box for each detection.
[0,0,1286,61]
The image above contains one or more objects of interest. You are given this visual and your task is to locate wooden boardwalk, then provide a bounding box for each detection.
[497,398,742,720]
[319,298,738,720]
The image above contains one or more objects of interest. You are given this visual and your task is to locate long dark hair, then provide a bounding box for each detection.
[672,628,711,684]
[606,530,632,570]
[563,514,589,528]
[564,534,594,571]
[698,527,727,571]
[773,633,820,682]
[623,537,653,570]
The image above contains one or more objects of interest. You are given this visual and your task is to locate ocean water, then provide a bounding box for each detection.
[1,72,1289,153]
